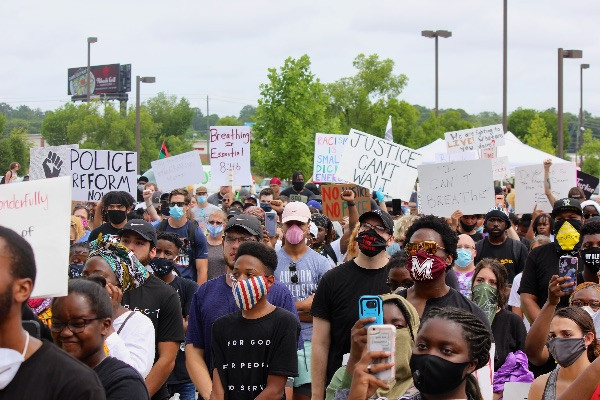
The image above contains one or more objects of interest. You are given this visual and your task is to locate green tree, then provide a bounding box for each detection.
[216,116,242,126]
[145,92,194,137]
[523,114,555,154]
[238,105,256,123]
[408,110,473,148]
[507,108,537,140]
[0,113,6,134]
[580,130,600,177]
[370,99,420,145]
[42,102,100,145]
[0,128,32,174]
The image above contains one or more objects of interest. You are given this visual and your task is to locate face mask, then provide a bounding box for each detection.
[197,196,207,204]
[149,257,175,278]
[407,250,447,281]
[107,209,127,225]
[409,353,470,395]
[292,181,305,191]
[69,263,84,279]
[137,184,145,192]
[355,230,388,257]
[286,224,305,245]
[581,247,600,274]
[0,332,29,390]
[207,224,224,238]
[232,275,269,310]
[386,242,401,256]
[581,306,598,319]
[546,337,587,367]
[459,220,477,233]
[260,203,272,212]
[169,206,184,220]
[554,219,582,251]
[455,249,473,268]
[472,283,498,324]
[476,225,484,233]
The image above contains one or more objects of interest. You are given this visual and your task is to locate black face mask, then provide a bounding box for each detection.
[149,257,175,277]
[292,181,304,192]
[69,263,84,279]
[581,247,600,274]
[107,209,127,225]
[355,229,387,257]
[260,203,272,212]
[410,353,471,395]
[459,220,477,233]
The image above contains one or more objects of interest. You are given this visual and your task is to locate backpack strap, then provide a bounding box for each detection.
[117,311,136,334]
[322,243,338,265]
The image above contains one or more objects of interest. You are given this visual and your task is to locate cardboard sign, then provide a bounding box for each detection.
[209,126,252,186]
[313,133,348,183]
[321,184,371,221]
[445,124,505,153]
[151,150,204,193]
[492,156,511,180]
[70,149,137,201]
[0,177,71,298]
[417,159,495,217]
[480,147,498,159]
[29,145,79,180]
[434,151,477,163]
[514,163,576,213]
[577,170,599,200]
[337,129,422,200]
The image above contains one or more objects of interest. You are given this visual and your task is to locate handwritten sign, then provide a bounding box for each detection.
[337,129,422,200]
[321,184,371,221]
[29,145,79,180]
[514,163,576,213]
[152,150,204,193]
[417,159,495,217]
[577,170,599,200]
[313,133,348,183]
[209,126,252,186]
[492,156,511,180]
[70,149,137,201]
[445,124,505,154]
[0,177,71,297]
[434,151,477,163]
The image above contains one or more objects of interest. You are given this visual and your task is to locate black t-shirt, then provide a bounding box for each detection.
[474,237,528,283]
[279,187,315,199]
[89,222,121,242]
[491,309,527,371]
[445,268,459,291]
[95,356,150,400]
[211,307,299,399]
[310,260,389,384]
[168,276,199,384]
[0,340,105,399]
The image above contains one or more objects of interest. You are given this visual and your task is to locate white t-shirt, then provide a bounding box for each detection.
[508,272,531,332]
[106,310,155,378]
[323,239,344,268]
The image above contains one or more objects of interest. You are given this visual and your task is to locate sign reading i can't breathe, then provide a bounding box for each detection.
[336,129,422,200]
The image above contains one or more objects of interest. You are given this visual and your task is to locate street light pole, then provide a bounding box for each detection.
[422,30,452,116]
[557,48,582,159]
[135,75,156,174]
[503,0,508,132]
[86,37,97,103]
[576,63,590,162]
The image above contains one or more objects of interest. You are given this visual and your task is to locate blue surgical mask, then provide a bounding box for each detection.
[169,206,185,220]
[386,242,401,256]
[455,248,473,268]
[197,196,207,204]
[476,225,484,234]
[207,224,224,238]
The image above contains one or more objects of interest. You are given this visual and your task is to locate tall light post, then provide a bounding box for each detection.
[557,48,582,158]
[422,30,452,116]
[135,76,156,174]
[576,63,590,162]
[86,37,97,103]
[502,0,508,132]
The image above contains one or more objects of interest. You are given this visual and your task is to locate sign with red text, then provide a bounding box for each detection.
[0,176,71,297]
[445,124,504,153]
[209,126,252,186]
[313,133,348,183]
[492,156,511,180]
[321,184,371,221]
[152,150,204,192]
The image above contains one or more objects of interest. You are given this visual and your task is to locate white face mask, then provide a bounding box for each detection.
[0,332,29,390]
[581,306,598,318]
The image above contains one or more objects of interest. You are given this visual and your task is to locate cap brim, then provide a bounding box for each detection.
[282,216,310,224]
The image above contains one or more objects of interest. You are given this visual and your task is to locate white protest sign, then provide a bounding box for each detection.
[337,129,422,200]
[313,133,348,183]
[70,149,137,201]
[151,150,204,192]
[0,177,71,298]
[515,163,576,213]
[434,151,477,163]
[445,124,505,153]
[417,159,495,217]
[29,145,79,180]
[209,126,252,186]
[492,156,511,180]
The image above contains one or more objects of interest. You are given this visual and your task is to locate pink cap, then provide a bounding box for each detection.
[282,202,311,224]
[270,177,281,185]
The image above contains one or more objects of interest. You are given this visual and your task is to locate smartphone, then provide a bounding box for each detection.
[392,199,403,216]
[367,324,396,382]
[265,211,277,237]
[559,255,578,292]
[495,195,505,207]
[358,296,383,326]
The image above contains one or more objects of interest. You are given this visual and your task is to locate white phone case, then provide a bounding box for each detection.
[367,324,396,382]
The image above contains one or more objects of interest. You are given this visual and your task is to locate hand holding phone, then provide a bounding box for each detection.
[359,296,383,326]
[559,256,578,293]
[367,324,396,382]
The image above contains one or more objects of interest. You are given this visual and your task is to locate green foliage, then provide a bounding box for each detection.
[580,131,600,177]
[0,128,32,174]
[524,115,555,154]
[0,113,5,134]
[238,105,256,123]
[216,116,243,126]
[408,110,473,148]
[145,92,194,137]
[507,108,537,140]
[507,107,569,151]
[0,104,44,134]
[42,102,101,145]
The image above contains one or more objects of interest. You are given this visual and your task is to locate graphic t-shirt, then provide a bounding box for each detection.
[88,222,121,242]
[160,220,209,281]
[474,237,528,283]
[211,307,300,399]
[94,356,150,400]
[454,269,475,297]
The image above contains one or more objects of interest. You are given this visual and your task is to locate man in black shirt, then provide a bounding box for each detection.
[89,191,136,241]
[279,171,315,201]
[0,226,105,399]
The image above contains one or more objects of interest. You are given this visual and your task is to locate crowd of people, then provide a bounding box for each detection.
[2,162,600,400]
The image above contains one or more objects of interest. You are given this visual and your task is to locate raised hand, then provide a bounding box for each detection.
[42,151,63,178]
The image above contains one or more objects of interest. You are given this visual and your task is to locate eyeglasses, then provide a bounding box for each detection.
[457,245,474,250]
[224,235,257,244]
[571,300,600,311]
[169,202,187,207]
[584,213,599,220]
[360,222,388,235]
[208,220,224,226]
[386,278,413,292]
[50,317,103,334]
[404,241,445,256]
[289,262,298,284]
[196,192,208,196]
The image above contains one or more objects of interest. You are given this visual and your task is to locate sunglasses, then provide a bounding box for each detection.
[404,241,445,256]
[169,202,187,207]
[289,262,298,284]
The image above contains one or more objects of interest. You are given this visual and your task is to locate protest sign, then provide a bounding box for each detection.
[313,133,348,183]
[515,163,576,213]
[445,124,505,153]
[321,184,371,221]
[491,156,511,180]
[0,176,71,298]
[480,147,498,159]
[577,170,599,200]
[417,159,495,217]
[337,129,422,200]
[70,149,137,201]
[29,145,79,180]
[209,126,252,187]
[434,151,477,163]
[151,150,204,193]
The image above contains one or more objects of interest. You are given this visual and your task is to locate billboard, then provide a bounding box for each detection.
[68,64,130,95]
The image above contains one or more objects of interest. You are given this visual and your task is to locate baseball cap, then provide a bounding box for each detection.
[138,176,149,184]
[358,209,394,234]
[227,209,241,219]
[551,198,583,218]
[282,202,311,224]
[307,200,322,211]
[270,177,281,185]
[225,214,263,239]
[119,219,157,247]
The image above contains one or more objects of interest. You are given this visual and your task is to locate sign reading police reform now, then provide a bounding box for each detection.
[445,124,505,153]
[70,149,137,201]
[337,129,422,200]
[313,133,348,183]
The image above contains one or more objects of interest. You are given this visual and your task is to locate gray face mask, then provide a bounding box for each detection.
[546,337,587,367]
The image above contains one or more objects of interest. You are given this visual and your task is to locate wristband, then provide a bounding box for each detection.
[347,201,356,206]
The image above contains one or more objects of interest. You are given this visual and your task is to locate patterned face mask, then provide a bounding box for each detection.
[231,275,270,310]
[472,283,498,324]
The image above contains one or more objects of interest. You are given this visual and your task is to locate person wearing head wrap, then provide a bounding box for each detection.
[243,205,266,224]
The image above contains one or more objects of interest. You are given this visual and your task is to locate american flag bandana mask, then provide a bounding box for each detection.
[231,275,270,310]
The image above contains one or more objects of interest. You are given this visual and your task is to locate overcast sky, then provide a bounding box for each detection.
[1,1,599,124]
